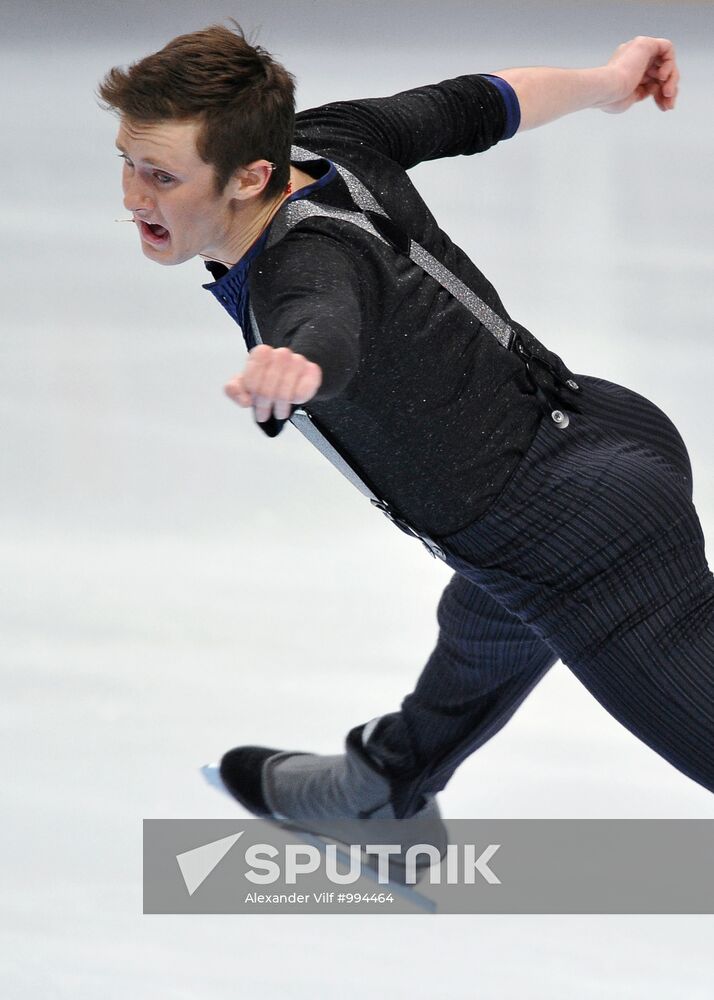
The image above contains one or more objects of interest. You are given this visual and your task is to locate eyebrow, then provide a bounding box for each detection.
[115,141,177,173]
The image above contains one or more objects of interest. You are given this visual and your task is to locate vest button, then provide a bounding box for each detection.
[551,409,569,428]
[565,378,580,391]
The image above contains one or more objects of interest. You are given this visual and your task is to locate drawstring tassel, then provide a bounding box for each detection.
[515,336,583,419]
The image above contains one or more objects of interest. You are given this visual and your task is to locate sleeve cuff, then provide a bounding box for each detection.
[479,74,521,140]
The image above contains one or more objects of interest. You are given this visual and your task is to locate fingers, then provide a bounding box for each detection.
[292,363,323,405]
[253,348,302,421]
[642,37,680,110]
[224,373,252,407]
[611,36,679,112]
[224,345,322,423]
[658,49,680,110]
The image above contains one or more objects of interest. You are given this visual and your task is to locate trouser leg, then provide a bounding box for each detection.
[562,567,714,794]
[435,375,714,798]
[358,571,559,816]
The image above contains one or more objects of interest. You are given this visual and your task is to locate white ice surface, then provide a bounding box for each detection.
[2,4,714,998]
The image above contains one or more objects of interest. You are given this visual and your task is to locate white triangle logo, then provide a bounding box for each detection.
[176,831,244,896]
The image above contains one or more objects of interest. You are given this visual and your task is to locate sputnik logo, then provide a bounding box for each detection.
[176,832,245,896]
[175,830,501,891]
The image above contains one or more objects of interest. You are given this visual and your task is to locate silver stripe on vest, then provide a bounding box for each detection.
[248,302,444,559]
[408,242,513,349]
[265,199,390,253]
[293,146,386,215]
[288,146,513,349]
[292,407,380,503]
[247,302,380,502]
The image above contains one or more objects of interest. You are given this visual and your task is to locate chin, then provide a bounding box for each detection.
[141,244,188,267]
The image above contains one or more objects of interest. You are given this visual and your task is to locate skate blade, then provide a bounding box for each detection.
[200,762,233,798]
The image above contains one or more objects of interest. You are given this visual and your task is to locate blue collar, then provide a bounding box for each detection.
[202,156,337,337]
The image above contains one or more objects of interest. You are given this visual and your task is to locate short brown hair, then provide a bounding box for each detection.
[97,21,296,199]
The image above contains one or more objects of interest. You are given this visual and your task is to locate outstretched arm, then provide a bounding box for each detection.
[494,36,679,132]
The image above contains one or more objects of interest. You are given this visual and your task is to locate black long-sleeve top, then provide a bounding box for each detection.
[204,74,578,537]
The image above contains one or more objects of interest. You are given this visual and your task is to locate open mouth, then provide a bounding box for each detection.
[139,220,170,246]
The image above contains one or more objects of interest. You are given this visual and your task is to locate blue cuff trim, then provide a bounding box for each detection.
[479,74,521,140]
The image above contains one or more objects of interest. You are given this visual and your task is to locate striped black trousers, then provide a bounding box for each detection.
[362,374,714,816]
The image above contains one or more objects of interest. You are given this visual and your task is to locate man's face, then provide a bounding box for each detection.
[115,117,238,266]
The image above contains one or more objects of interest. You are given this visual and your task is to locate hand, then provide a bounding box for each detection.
[601,36,679,114]
[224,344,323,422]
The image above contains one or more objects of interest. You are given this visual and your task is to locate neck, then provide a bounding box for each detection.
[201,193,285,269]
[229,188,291,262]
[202,165,310,269]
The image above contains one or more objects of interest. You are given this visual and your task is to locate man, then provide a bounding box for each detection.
[100,25,713,833]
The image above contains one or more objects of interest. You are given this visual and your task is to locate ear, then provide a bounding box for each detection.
[229,160,276,201]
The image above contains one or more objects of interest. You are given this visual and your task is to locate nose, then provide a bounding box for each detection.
[122,173,153,215]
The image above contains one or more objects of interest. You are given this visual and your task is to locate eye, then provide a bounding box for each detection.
[153,171,175,186]
[117,152,133,168]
